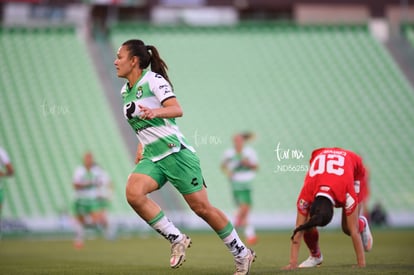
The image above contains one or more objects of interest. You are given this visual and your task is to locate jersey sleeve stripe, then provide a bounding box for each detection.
[160,95,176,104]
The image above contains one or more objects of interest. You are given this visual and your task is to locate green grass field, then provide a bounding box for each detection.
[1,229,413,274]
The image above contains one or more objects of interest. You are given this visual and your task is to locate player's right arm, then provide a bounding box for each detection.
[282,211,308,270]
[0,163,13,177]
[73,180,89,190]
[135,143,143,164]
[220,150,233,179]
[220,161,232,179]
[0,148,14,177]
[73,181,84,190]
[73,167,93,190]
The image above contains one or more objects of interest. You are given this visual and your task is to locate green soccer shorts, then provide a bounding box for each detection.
[132,148,205,195]
[74,198,101,216]
[97,198,110,210]
[232,189,252,206]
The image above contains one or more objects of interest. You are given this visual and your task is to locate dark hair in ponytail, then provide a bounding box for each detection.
[291,196,334,240]
[240,132,255,142]
[122,39,172,87]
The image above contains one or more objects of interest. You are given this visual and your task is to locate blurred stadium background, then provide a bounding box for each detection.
[0,0,413,236]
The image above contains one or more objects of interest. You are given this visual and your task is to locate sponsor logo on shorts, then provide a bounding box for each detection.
[191,178,199,186]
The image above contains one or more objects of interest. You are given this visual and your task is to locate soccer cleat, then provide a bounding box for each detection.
[170,234,192,268]
[73,240,84,250]
[234,248,256,275]
[298,255,323,268]
[360,216,373,252]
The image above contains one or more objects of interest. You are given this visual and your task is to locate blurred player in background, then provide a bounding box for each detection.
[96,165,116,240]
[114,39,255,274]
[221,132,258,245]
[72,152,111,248]
[370,201,388,226]
[282,147,373,269]
[97,168,113,224]
[0,146,14,236]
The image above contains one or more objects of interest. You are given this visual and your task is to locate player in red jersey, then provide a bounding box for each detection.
[282,148,373,270]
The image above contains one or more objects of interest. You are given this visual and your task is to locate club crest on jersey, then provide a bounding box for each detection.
[298,199,309,211]
[136,86,143,99]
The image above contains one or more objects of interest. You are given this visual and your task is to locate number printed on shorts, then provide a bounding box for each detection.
[308,154,345,177]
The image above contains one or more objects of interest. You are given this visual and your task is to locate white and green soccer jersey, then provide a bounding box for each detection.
[97,170,112,200]
[72,165,105,200]
[121,70,194,161]
[222,147,258,190]
[0,147,11,190]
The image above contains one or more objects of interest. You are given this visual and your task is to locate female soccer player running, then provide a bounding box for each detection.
[114,39,255,275]
[282,147,373,269]
[221,133,258,245]
[72,152,110,248]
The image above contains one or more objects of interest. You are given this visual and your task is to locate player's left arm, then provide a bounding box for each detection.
[241,149,259,170]
[282,211,308,270]
[138,75,181,119]
[346,208,366,267]
[220,150,233,179]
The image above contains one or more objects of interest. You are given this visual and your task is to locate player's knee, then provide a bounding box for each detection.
[126,187,145,208]
[125,175,148,207]
[239,204,250,214]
